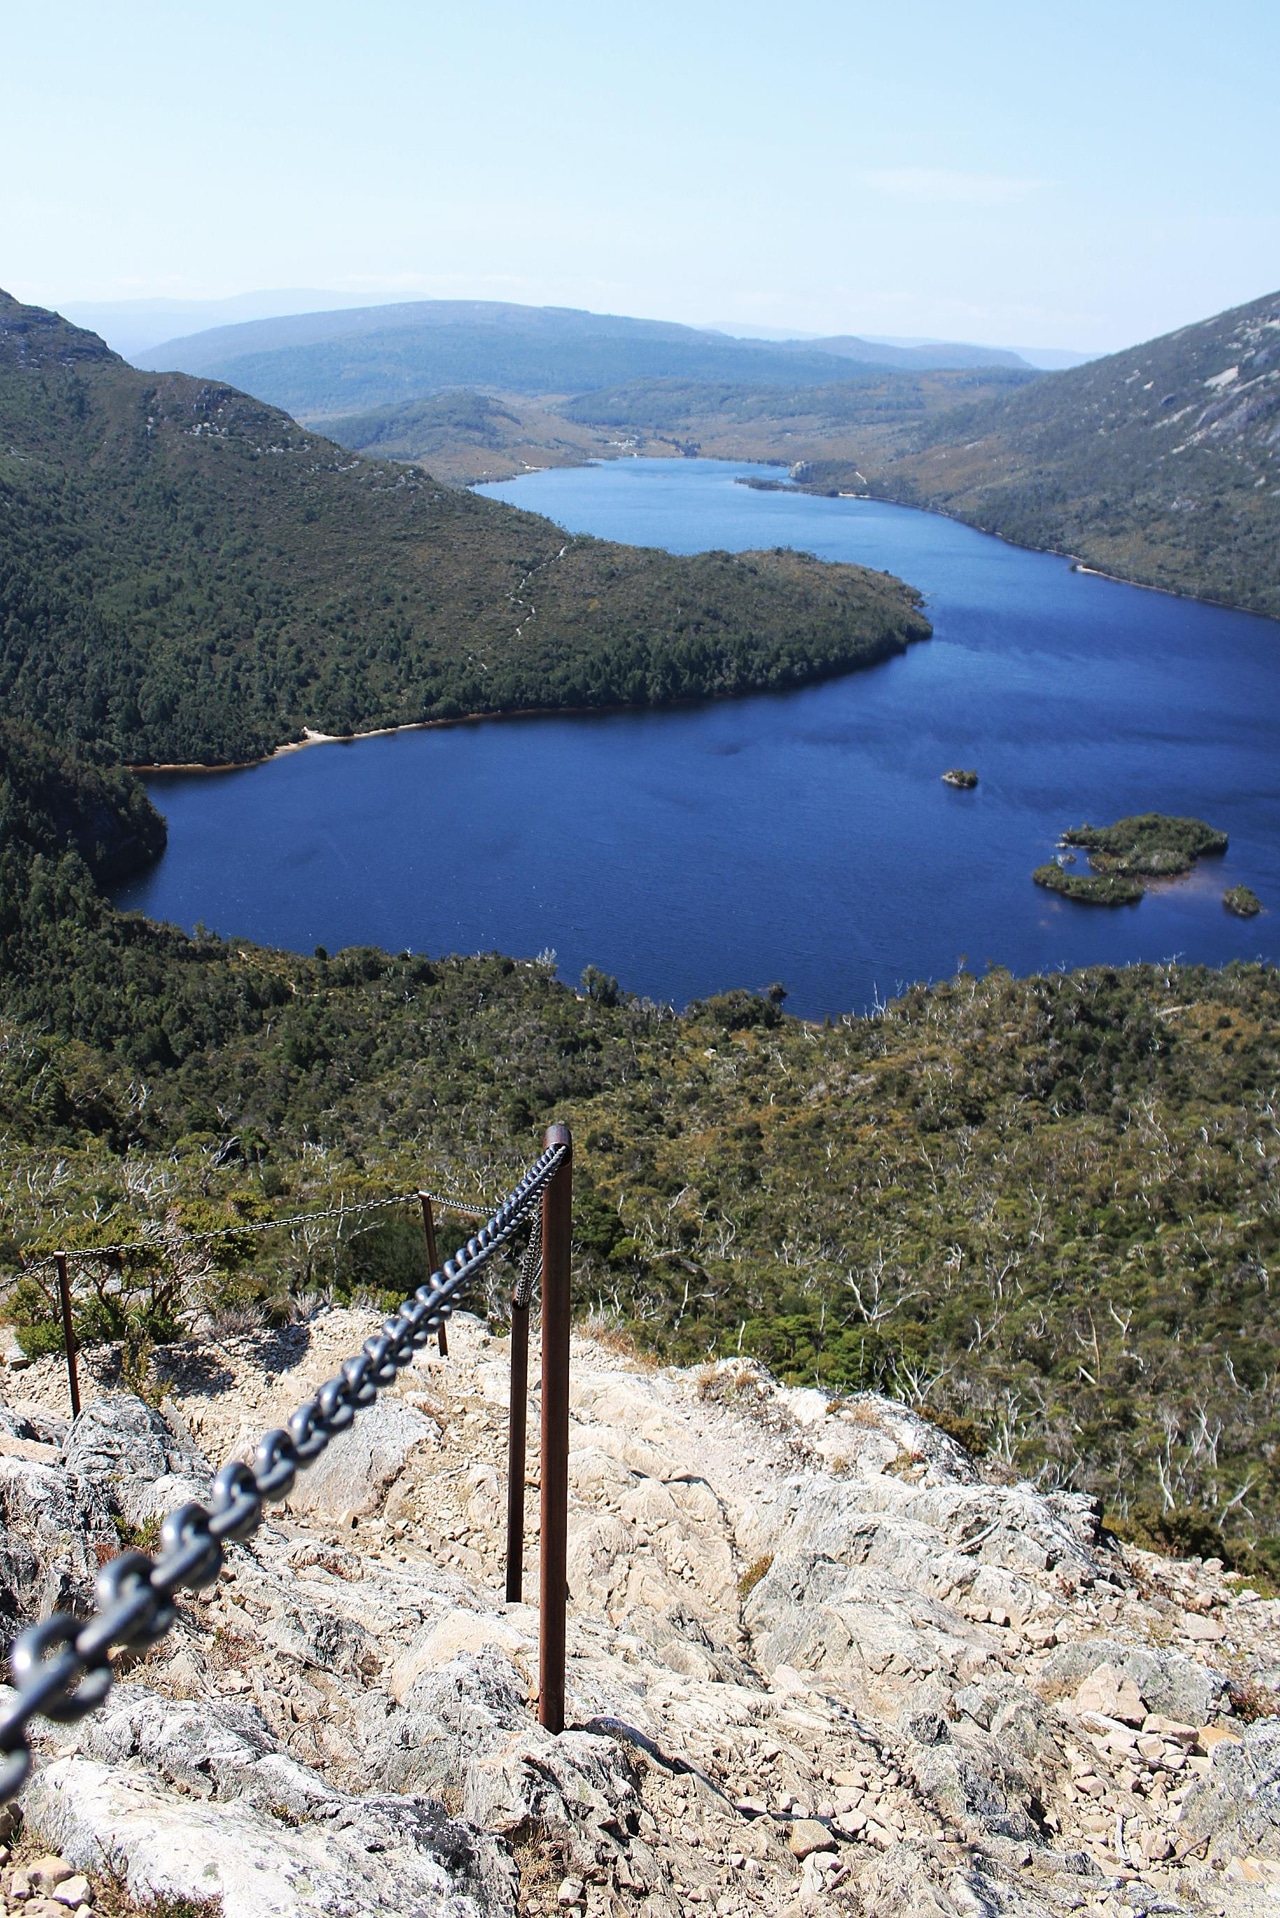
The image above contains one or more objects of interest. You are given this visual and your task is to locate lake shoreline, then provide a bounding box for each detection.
[469,451,1275,625]
[115,456,1277,1016]
[127,628,927,775]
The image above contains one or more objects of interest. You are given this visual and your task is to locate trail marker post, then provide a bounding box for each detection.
[419,1193,448,1356]
[55,1254,80,1419]
[505,1282,531,1602]
[538,1122,572,1733]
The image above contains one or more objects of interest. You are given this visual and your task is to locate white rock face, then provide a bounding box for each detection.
[283,1394,440,1523]
[3,1310,1280,1917]
[26,1753,511,1918]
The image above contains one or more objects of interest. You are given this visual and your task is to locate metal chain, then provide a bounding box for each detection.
[513,1210,542,1310]
[0,1140,566,1805]
[16,1181,493,1280]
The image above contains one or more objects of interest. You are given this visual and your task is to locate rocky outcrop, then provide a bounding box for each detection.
[61,1392,210,1528]
[2,1312,1278,1917]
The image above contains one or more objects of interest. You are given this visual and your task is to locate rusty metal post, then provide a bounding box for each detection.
[505,1293,530,1602]
[419,1193,448,1356]
[538,1123,572,1732]
[55,1254,80,1419]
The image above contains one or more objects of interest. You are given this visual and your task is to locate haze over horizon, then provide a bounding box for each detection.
[4,0,1277,359]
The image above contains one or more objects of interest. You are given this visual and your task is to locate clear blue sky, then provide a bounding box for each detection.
[4,0,1277,351]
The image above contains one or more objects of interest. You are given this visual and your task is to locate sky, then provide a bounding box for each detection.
[3,0,1277,354]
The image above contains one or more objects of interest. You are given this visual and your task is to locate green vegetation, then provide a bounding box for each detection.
[1035,815,1233,908]
[941,769,978,790]
[0,291,929,766]
[1061,813,1229,875]
[322,390,525,459]
[313,370,1036,486]
[1033,865,1144,907]
[1226,884,1263,918]
[1,733,1278,1571]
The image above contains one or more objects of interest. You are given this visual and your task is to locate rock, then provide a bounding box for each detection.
[1075,1664,1146,1725]
[557,1878,585,1906]
[0,1454,118,1637]
[284,1396,438,1524]
[1178,1611,1225,1641]
[1,1327,31,1368]
[1197,1724,1242,1754]
[1178,1719,1280,1862]
[25,1752,516,1918]
[27,1856,75,1891]
[52,1874,91,1906]
[61,1392,211,1526]
[788,1819,836,1859]
[1042,1639,1229,1726]
[76,1684,339,1820]
[1142,1713,1197,1747]
[2,1312,1266,1918]
[390,1613,534,1701]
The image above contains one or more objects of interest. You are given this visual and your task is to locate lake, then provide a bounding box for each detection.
[115,458,1279,1019]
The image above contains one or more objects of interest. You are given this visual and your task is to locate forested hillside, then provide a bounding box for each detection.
[0,732,1277,1569]
[0,291,928,766]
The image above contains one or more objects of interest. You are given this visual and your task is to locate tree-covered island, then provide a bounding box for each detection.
[1034,813,1231,907]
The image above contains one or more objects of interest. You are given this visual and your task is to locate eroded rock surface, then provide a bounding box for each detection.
[2,1311,1278,1917]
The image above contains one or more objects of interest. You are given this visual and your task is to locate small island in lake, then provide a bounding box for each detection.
[1224,884,1262,918]
[941,768,978,789]
[1033,812,1229,908]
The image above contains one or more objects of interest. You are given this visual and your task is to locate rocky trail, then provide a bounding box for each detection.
[2,1312,1279,1917]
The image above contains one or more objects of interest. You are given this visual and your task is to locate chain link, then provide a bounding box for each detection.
[513,1210,543,1310]
[0,1141,566,1805]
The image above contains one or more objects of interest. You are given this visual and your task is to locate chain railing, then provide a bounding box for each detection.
[22,1178,494,1418]
[0,1125,574,1804]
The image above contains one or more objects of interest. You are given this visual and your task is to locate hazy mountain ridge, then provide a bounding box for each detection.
[133,297,1038,418]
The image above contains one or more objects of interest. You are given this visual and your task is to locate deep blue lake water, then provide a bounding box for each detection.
[116,459,1279,1019]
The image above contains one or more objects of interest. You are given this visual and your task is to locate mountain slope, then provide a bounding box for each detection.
[135,297,1036,419]
[871,287,1280,617]
[0,292,929,766]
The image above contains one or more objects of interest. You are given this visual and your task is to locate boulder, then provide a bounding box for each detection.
[77,1684,337,1821]
[61,1392,211,1527]
[25,1753,515,1918]
[0,1454,118,1635]
[1178,1718,1280,1861]
[285,1396,438,1524]
[1074,1663,1146,1725]
[1042,1639,1230,1726]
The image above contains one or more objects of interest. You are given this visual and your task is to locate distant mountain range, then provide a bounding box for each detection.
[704,323,1094,370]
[133,299,1041,418]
